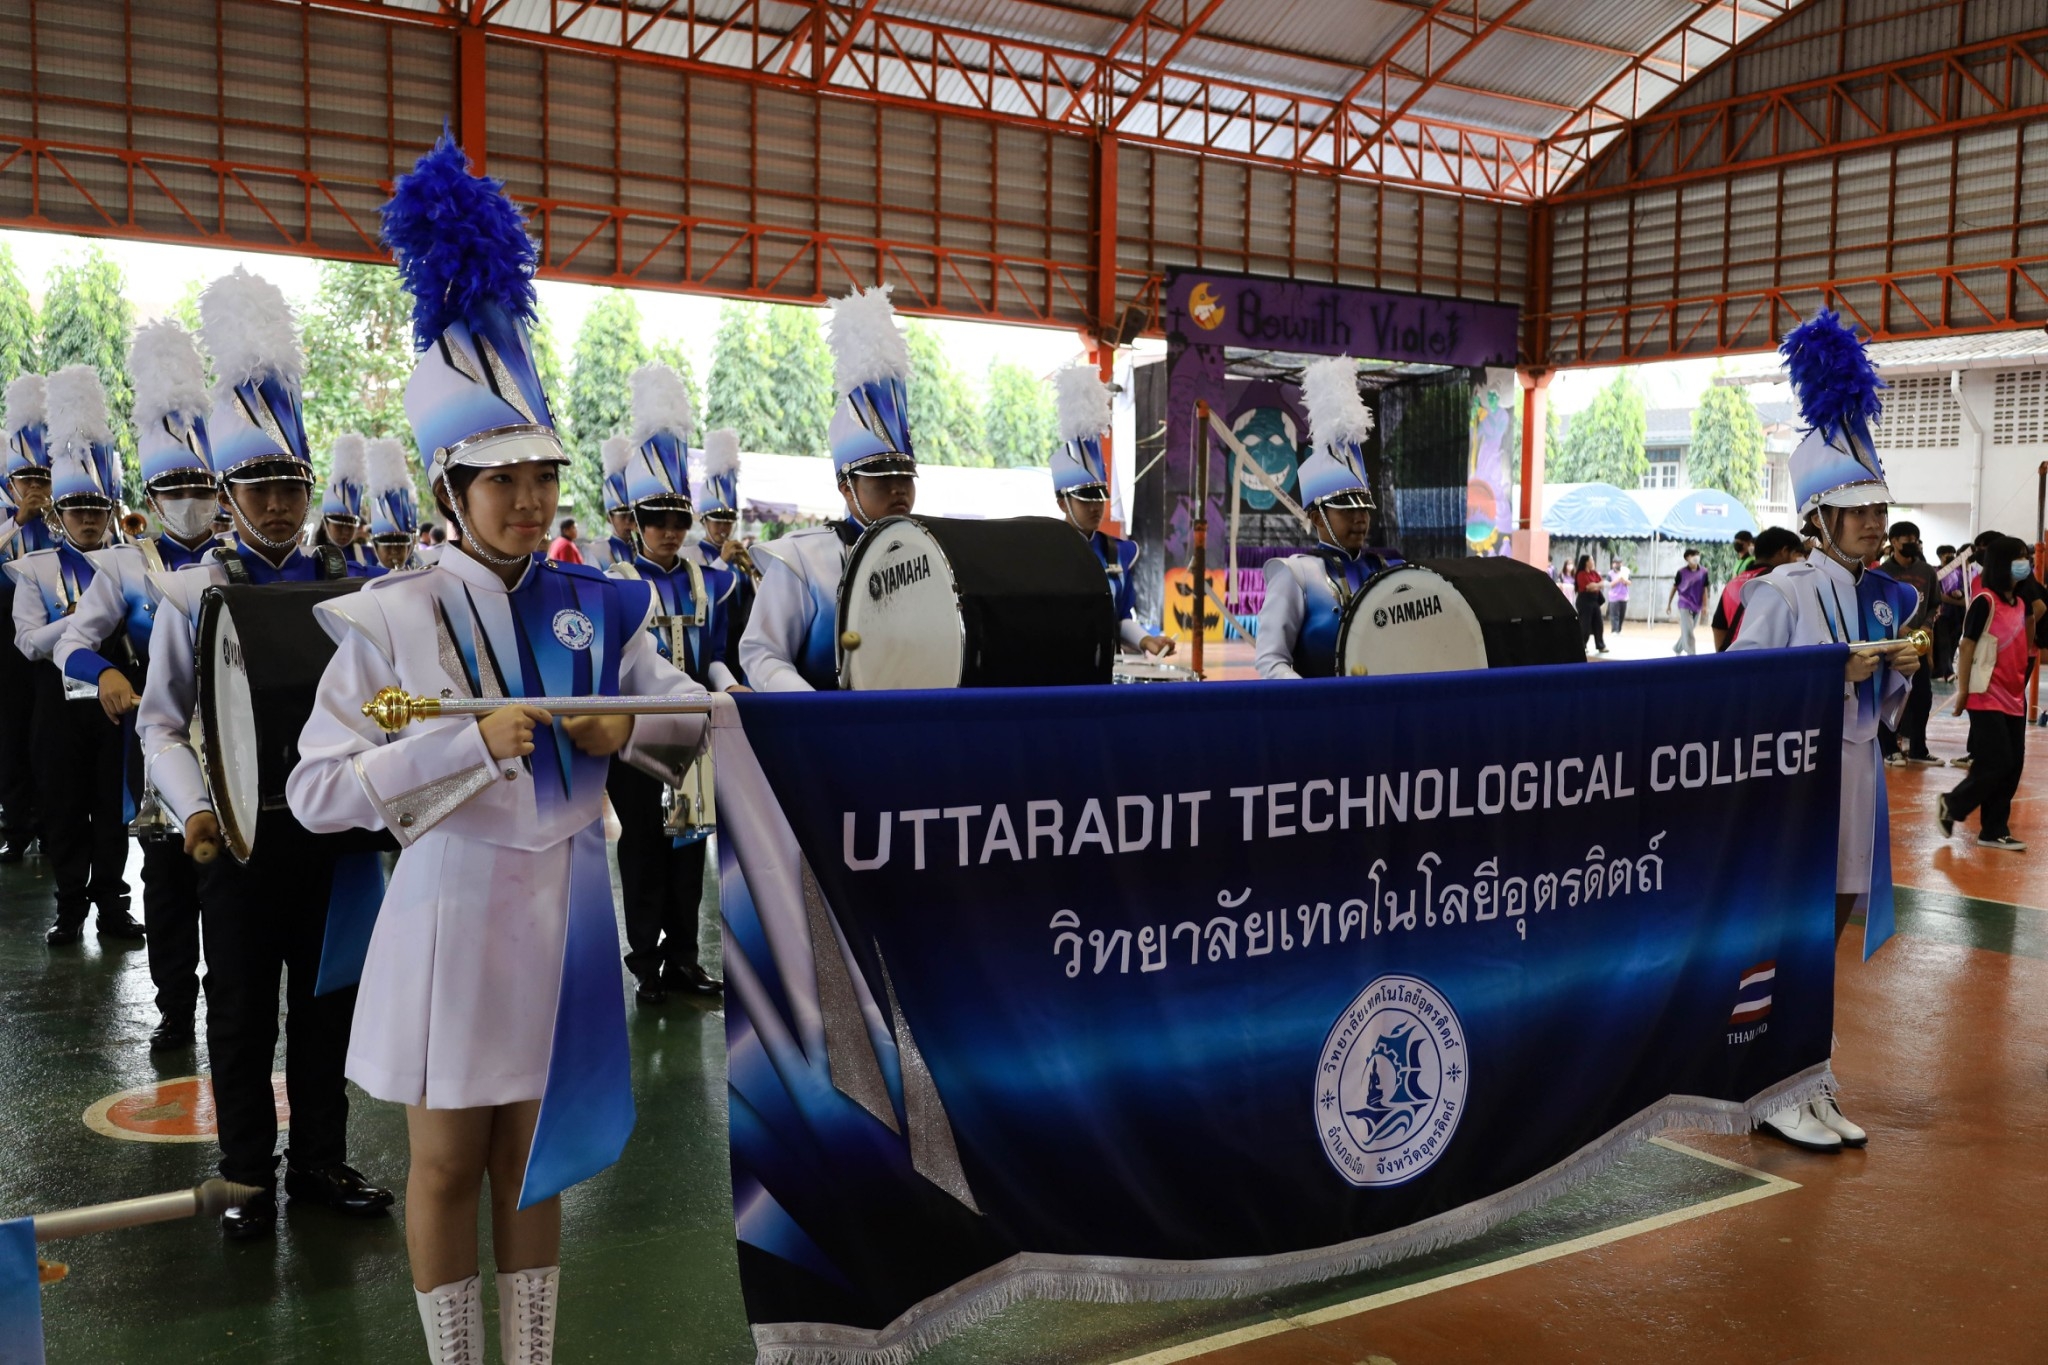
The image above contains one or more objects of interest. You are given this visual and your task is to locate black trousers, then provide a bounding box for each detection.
[607,759,709,981]
[30,665,129,923]
[0,621,37,841]
[198,826,354,1187]
[1947,709,2027,839]
[142,838,203,1021]
[1895,660,1935,758]
[1576,591,1605,652]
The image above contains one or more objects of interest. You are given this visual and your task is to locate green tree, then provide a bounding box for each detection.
[167,277,207,335]
[704,303,778,452]
[904,321,984,466]
[565,290,647,514]
[1687,381,1766,508]
[1549,370,1646,488]
[0,245,37,386]
[759,305,830,458]
[300,261,414,486]
[982,361,1055,469]
[41,247,135,458]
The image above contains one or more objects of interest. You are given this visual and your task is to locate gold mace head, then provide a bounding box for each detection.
[362,686,433,734]
[1905,627,1933,652]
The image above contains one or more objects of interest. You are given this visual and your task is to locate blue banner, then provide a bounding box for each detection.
[715,650,1846,1361]
[0,1218,42,1365]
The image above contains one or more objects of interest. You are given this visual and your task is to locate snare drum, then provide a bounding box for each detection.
[836,515,1117,690]
[196,580,396,862]
[1112,658,1199,684]
[1337,557,1582,678]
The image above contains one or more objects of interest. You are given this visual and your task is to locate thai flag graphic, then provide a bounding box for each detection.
[1730,961,1775,1024]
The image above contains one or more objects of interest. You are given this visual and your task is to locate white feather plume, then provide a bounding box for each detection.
[1054,365,1112,444]
[1300,355,1373,450]
[45,365,111,457]
[629,363,693,446]
[365,437,411,494]
[601,435,633,478]
[129,319,211,430]
[828,285,910,392]
[198,266,303,392]
[702,427,740,477]
[329,432,368,487]
[4,373,45,437]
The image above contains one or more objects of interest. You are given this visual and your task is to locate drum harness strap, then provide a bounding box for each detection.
[211,541,349,585]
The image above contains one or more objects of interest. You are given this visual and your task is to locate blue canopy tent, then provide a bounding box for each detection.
[1635,487,1760,543]
[1541,483,1656,540]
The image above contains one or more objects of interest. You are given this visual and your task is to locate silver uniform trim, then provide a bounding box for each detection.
[801,858,900,1135]
[351,751,495,848]
[879,953,980,1213]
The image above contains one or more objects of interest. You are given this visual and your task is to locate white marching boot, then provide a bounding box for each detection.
[1810,1093,1868,1146]
[1756,1103,1842,1152]
[497,1266,560,1365]
[415,1275,485,1365]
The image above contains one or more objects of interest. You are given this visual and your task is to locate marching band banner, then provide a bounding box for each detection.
[714,649,1846,1363]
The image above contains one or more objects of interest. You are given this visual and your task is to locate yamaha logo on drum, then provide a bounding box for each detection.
[867,553,932,602]
[1374,594,1444,631]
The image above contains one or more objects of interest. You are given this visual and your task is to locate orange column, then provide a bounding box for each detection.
[457,21,488,168]
[1515,368,1551,568]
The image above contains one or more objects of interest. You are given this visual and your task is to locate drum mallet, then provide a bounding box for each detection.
[361,687,713,733]
[32,1178,264,1243]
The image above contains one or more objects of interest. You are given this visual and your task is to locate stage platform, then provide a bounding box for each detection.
[4,692,2043,1363]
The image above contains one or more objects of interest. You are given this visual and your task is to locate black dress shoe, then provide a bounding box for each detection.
[45,920,83,947]
[97,914,147,942]
[634,972,666,1005]
[665,962,724,996]
[149,1020,195,1053]
[220,1188,277,1240]
[283,1162,394,1217]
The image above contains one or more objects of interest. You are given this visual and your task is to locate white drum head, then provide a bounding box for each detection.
[1338,566,1488,678]
[839,518,966,690]
[205,606,263,861]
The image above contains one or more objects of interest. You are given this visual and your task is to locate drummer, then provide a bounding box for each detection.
[1256,356,1402,679]
[693,427,754,677]
[1051,365,1173,657]
[316,433,381,577]
[52,321,222,1047]
[604,362,730,1004]
[740,284,917,692]
[8,366,145,946]
[135,266,393,1239]
[582,436,636,572]
[0,376,54,863]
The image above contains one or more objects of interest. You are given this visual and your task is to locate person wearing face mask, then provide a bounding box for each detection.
[52,322,223,1046]
[0,375,54,863]
[1938,534,2032,850]
[741,284,919,692]
[1730,310,1922,1154]
[1877,520,1939,765]
[1256,355,1403,679]
[135,267,393,1241]
[7,366,146,947]
[287,138,708,1364]
[1048,364,1173,658]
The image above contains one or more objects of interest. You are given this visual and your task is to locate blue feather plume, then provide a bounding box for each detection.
[381,134,539,352]
[1779,308,1884,441]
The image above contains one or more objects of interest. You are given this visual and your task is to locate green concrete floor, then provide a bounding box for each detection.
[8,844,2014,1363]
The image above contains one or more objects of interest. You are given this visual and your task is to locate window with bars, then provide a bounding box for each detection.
[1991,370,2047,446]
[1641,448,1683,490]
[1871,376,1960,450]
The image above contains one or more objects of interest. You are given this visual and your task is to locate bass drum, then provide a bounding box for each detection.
[837,515,1117,690]
[1337,557,1582,678]
[196,580,397,862]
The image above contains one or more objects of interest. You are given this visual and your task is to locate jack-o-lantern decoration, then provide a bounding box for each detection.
[1163,568,1230,644]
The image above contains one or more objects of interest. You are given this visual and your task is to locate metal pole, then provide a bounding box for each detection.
[33,1179,263,1242]
[1192,400,1210,679]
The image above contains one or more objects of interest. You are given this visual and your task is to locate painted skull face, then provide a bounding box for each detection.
[1232,405,1302,512]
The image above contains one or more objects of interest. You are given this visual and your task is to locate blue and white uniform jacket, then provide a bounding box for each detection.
[738,523,852,692]
[1255,546,1402,680]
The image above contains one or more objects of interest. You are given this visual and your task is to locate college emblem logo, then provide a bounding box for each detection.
[1188,282,1226,331]
[1872,600,1895,630]
[552,609,596,651]
[1316,974,1469,1187]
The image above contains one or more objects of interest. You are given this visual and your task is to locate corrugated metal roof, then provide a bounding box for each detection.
[1720,331,2048,385]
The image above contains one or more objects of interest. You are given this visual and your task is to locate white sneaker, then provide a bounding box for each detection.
[1810,1095,1867,1147]
[498,1265,560,1365]
[416,1275,484,1365]
[1756,1103,1843,1152]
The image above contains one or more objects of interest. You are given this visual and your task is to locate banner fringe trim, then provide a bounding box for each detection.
[748,1065,1835,1365]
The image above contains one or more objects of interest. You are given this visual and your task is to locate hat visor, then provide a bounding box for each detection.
[843,455,917,478]
[632,496,694,516]
[1809,480,1892,513]
[435,425,567,477]
[1313,488,1376,512]
[53,493,113,510]
[222,458,314,486]
[1059,483,1111,503]
[698,508,737,522]
[147,472,216,495]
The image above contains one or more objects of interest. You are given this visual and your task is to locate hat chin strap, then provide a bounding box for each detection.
[447,496,529,570]
[225,490,298,559]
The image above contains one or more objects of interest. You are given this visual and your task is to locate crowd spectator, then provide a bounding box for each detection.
[1573,555,1607,656]
[1604,559,1629,637]
[1932,544,1964,681]
[1667,547,1710,655]
[547,516,584,564]
[1878,521,1940,765]
[1939,534,2033,850]
[1731,529,1755,576]
[1713,527,1805,650]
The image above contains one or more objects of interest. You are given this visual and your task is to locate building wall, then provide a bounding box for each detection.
[1874,366,2048,548]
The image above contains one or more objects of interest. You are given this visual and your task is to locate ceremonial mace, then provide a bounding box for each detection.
[31,1179,266,1282]
[1847,628,1933,654]
[362,687,714,733]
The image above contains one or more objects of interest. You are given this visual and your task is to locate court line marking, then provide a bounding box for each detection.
[1890,882,2048,917]
[1111,1138,1798,1365]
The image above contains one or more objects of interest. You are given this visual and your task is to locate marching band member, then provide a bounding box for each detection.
[581,437,635,572]
[604,363,729,1005]
[692,427,753,675]
[740,284,916,692]
[135,266,392,1238]
[363,437,426,573]
[1256,356,1402,679]
[53,321,220,1048]
[8,366,144,946]
[288,136,706,1365]
[317,433,381,576]
[0,376,54,862]
[1730,310,1920,1154]
[1050,365,1172,657]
